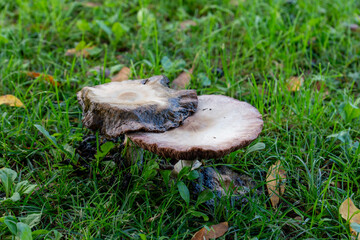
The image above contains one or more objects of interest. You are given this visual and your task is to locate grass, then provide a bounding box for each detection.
[0,0,360,239]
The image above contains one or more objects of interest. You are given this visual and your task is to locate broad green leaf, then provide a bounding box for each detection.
[0,34,9,44]
[52,230,63,240]
[0,168,17,197]
[137,8,154,26]
[16,222,32,240]
[339,102,360,122]
[196,189,215,207]
[94,141,115,160]
[351,222,360,233]
[76,20,90,32]
[178,166,191,180]
[23,184,37,194]
[197,73,211,87]
[15,180,37,195]
[246,142,265,154]
[34,124,58,148]
[31,229,49,237]
[4,216,17,235]
[189,210,209,221]
[161,56,173,72]
[95,20,112,37]
[141,160,159,180]
[86,47,102,56]
[10,192,20,202]
[327,130,351,144]
[15,181,29,193]
[112,22,129,40]
[160,170,172,186]
[139,233,147,240]
[188,170,200,180]
[177,181,190,205]
[19,214,41,228]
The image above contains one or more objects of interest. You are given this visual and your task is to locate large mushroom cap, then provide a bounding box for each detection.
[127,95,263,160]
[77,75,198,138]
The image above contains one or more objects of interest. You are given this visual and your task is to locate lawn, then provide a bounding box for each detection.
[1,0,360,239]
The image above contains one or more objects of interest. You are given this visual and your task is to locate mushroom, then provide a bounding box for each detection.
[77,75,198,138]
[127,95,263,162]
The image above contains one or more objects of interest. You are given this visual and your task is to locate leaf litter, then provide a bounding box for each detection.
[266,160,286,208]
[191,222,229,240]
[0,95,24,108]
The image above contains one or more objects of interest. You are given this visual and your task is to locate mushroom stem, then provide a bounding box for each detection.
[123,136,144,167]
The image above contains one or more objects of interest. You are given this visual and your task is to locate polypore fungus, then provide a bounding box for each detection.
[77,75,198,138]
[127,95,263,160]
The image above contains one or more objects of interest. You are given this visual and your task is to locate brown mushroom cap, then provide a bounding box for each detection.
[77,75,198,138]
[127,95,263,160]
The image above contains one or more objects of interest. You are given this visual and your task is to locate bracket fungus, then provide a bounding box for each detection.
[77,75,198,138]
[127,95,263,160]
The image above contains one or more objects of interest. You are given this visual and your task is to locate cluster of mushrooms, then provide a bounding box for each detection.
[77,75,263,170]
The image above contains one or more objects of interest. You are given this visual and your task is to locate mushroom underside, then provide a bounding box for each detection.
[127,95,263,160]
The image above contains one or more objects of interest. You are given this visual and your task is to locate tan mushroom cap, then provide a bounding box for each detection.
[77,75,198,137]
[127,95,263,160]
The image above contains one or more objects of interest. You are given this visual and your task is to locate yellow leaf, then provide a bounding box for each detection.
[266,160,286,208]
[65,47,93,58]
[286,76,304,92]
[26,72,59,87]
[0,95,24,108]
[81,2,101,8]
[179,20,197,30]
[191,222,229,240]
[339,198,360,239]
[171,68,193,89]
[111,67,131,82]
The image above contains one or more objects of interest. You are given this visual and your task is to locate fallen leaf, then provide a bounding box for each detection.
[0,95,24,107]
[81,2,101,7]
[339,198,360,238]
[147,213,161,223]
[350,24,360,32]
[180,20,197,30]
[172,160,202,176]
[266,160,286,208]
[171,68,193,89]
[286,76,304,92]
[191,222,229,240]
[26,72,59,87]
[314,81,325,91]
[229,0,246,6]
[65,47,94,58]
[111,67,131,82]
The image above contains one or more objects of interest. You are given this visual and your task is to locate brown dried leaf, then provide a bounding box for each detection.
[172,68,193,89]
[81,2,101,7]
[350,24,360,32]
[339,198,360,238]
[191,222,229,240]
[26,72,59,87]
[180,20,197,30]
[111,67,131,82]
[65,47,93,58]
[0,95,24,108]
[266,160,286,208]
[286,76,304,92]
